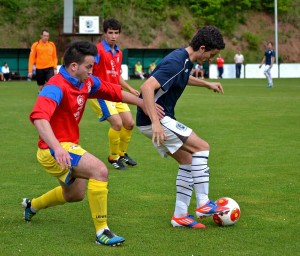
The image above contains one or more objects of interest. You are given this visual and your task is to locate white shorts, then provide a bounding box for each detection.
[264,65,271,73]
[137,116,192,157]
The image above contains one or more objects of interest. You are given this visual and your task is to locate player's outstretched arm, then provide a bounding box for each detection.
[121,90,164,120]
[120,76,140,96]
[188,75,224,94]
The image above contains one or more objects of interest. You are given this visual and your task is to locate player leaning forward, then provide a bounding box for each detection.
[22,40,163,246]
[136,25,229,229]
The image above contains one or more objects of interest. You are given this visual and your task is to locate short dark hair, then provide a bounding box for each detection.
[41,29,49,35]
[190,25,225,51]
[63,41,97,67]
[103,18,122,33]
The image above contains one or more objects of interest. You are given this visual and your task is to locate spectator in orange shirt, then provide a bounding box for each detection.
[28,29,58,92]
[216,53,224,79]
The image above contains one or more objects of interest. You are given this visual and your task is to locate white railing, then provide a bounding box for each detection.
[58,64,300,80]
[208,63,300,79]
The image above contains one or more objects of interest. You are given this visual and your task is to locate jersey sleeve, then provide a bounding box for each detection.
[29,85,63,123]
[152,59,182,91]
[89,78,122,102]
[28,42,37,73]
[29,96,58,123]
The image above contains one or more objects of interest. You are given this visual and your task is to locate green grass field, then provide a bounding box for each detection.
[1,78,299,256]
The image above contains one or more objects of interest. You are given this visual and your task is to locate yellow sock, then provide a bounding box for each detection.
[108,127,121,159]
[87,179,108,232]
[31,186,66,210]
[119,126,132,157]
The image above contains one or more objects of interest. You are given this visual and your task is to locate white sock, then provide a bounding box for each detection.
[191,151,210,208]
[174,164,193,218]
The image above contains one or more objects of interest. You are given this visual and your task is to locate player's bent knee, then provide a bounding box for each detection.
[198,140,210,151]
[111,123,123,131]
[124,122,134,130]
[91,165,108,181]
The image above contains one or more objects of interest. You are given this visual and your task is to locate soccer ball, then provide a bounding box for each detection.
[213,197,241,226]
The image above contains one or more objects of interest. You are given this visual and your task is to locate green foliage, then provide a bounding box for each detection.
[180,18,197,40]
[0,0,299,63]
[0,0,20,10]
[187,0,253,35]
[243,31,260,51]
[0,0,20,22]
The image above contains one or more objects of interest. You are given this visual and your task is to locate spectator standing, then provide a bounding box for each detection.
[216,53,224,79]
[2,62,11,81]
[259,41,275,88]
[28,29,58,92]
[90,18,139,170]
[134,61,145,79]
[234,50,244,78]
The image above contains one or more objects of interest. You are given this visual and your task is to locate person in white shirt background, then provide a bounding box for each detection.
[2,62,11,81]
[234,50,244,78]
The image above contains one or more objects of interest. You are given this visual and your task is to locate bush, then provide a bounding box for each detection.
[243,31,260,51]
[180,18,196,40]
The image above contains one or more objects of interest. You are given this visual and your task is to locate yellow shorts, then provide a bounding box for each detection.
[89,99,130,121]
[37,142,86,186]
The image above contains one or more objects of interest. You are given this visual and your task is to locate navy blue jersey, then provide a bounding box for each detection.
[136,48,193,126]
[265,49,275,65]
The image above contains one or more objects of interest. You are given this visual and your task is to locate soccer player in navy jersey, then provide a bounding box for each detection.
[22,40,163,246]
[90,19,139,170]
[136,25,229,229]
[259,41,275,88]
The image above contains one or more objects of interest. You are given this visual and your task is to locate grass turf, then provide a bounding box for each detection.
[0,78,299,255]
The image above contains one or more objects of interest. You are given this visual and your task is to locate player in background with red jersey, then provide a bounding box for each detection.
[90,19,140,170]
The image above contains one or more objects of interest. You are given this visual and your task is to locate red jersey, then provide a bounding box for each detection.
[92,40,122,84]
[216,57,224,68]
[30,66,122,149]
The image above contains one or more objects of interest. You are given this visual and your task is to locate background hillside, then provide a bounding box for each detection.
[0,0,299,64]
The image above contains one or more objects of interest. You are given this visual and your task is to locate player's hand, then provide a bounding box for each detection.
[130,88,140,96]
[208,82,224,94]
[152,121,166,146]
[155,104,165,120]
[28,73,32,79]
[53,146,72,170]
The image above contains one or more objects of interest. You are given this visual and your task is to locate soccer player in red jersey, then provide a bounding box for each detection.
[90,19,140,170]
[22,40,163,246]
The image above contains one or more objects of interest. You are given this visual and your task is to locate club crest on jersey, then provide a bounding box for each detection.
[77,95,85,106]
[176,122,187,131]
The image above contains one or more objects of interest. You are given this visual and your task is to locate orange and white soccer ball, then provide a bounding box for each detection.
[213,197,241,226]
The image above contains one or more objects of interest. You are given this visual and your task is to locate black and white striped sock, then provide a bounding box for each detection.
[174,164,193,217]
[191,151,210,208]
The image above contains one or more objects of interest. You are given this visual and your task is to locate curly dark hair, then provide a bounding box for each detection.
[63,40,97,67]
[190,25,225,51]
[103,18,122,33]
